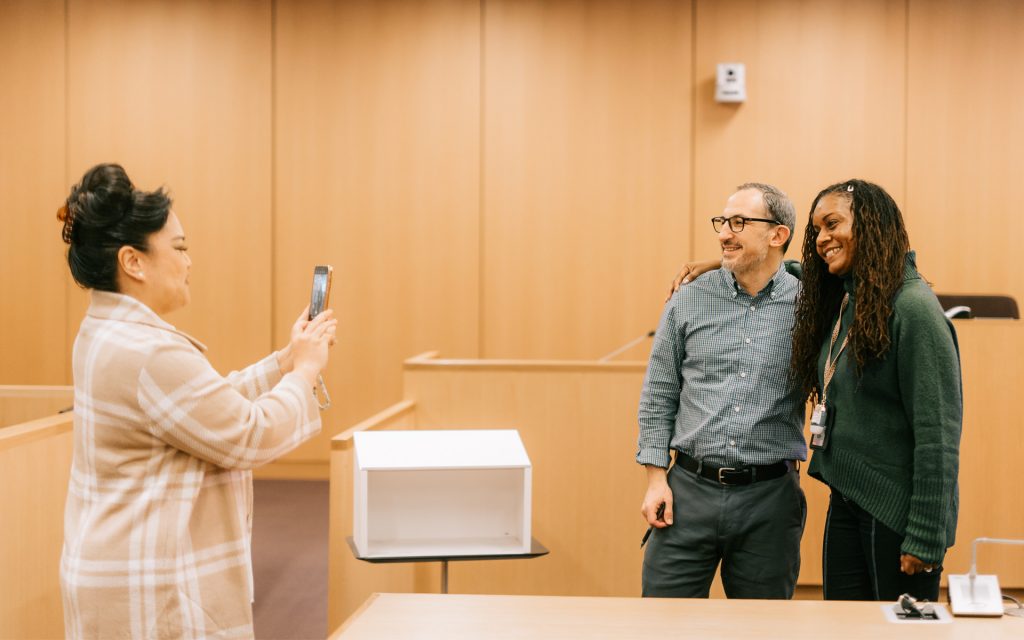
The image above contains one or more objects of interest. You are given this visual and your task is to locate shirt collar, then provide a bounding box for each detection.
[720,261,788,298]
[86,291,208,352]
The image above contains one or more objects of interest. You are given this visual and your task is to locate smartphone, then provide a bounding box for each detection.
[308,265,334,320]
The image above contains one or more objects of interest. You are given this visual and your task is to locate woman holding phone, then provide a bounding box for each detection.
[58,163,337,637]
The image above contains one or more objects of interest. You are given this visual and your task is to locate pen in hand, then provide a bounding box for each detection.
[640,502,667,548]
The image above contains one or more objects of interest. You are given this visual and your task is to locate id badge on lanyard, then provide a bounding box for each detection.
[813,294,850,451]
[810,401,833,450]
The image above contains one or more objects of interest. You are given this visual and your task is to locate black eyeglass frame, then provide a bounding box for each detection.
[710,215,780,233]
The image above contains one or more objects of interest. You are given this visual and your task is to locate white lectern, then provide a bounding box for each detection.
[349,429,546,592]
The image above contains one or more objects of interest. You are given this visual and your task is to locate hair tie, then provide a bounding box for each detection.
[846,184,854,192]
[57,203,75,244]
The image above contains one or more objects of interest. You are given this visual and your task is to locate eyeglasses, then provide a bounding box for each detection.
[711,215,780,233]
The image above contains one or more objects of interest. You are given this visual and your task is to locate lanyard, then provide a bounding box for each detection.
[822,293,850,404]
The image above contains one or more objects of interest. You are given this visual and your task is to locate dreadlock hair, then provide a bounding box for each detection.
[790,179,910,402]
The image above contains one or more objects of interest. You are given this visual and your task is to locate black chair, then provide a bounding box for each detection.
[936,294,1019,319]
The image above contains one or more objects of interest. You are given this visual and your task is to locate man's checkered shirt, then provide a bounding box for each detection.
[637,264,807,469]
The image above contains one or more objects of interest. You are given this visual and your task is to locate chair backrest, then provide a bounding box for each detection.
[936,294,1020,319]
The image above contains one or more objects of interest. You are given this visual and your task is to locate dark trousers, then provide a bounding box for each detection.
[642,463,806,599]
[822,486,941,601]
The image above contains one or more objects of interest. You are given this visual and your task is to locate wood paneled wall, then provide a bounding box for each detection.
[692,0,907,260]
[272,0,481,472]
[0,0,67,385]
[905,0,1024,303]
[64,0,274,375]
[1,0,1021,473]
[0,414,74,640]
[481,0,692,359]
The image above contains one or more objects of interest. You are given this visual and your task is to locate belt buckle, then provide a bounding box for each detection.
[717,467,737,484]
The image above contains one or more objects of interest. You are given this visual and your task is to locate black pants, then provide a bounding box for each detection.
[823,486,941,601]
[642,464,806,599]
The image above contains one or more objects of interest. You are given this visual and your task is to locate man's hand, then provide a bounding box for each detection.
[641,466,674,528]
[664,259,722,302]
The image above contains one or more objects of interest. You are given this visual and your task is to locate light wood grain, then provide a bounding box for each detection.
[7,0,1024,481]
[0,413,73,640]
[692,0,907,262]
[327,399,432,630]
[905,0,1024,307]
[64,0,273,375]
[272,0,481,470]
[947,321,1024,581]
[329,336,1024,623]
[331,592,1024,640]
[400,360,650,599]
[0,385,72,429]
[0,0,68,385]
[481,0,692,360]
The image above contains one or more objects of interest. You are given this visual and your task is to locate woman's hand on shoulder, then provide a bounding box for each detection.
[664,258,721,302]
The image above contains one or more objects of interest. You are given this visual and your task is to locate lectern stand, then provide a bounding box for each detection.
[346,536,549,593]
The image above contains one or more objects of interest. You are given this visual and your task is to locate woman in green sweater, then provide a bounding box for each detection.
[790,179,962,601]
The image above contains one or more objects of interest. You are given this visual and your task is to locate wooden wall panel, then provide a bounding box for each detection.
[273,0,481,468]
[0,415,74,640]
[327,402,439,629]
[64,0,273,375]
[482,0,692,360]
[402,363,651,598]
[693,0,906,262]
[0,386,72,428]
[0,0,67,384]
[906,0,1024,302]
[950,321,1024,581]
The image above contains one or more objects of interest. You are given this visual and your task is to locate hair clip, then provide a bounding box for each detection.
[57,204,75,244]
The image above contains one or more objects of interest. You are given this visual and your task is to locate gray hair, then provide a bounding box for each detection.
[736,182,796,252]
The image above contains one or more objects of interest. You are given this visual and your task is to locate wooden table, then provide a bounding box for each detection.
[330,593,1024,639]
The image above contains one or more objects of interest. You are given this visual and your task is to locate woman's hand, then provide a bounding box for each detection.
[664,259,721,302]
[900,553,939,575]
[285,307,338,386]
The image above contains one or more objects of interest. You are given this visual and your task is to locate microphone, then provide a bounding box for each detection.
[599,331,656,362]
[944,305,972,319]
[948,537,1024,617]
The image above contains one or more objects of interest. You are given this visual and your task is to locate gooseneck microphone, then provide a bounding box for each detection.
[599,331,656,362]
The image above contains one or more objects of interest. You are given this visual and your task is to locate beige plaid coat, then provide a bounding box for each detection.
[60,292,321,639]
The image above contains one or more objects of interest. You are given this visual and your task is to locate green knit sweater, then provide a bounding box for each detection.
[807,252,962,564]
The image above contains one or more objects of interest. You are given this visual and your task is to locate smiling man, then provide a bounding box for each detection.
[636,182,808,599]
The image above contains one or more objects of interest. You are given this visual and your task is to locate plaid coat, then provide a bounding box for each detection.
[60,292,321,639]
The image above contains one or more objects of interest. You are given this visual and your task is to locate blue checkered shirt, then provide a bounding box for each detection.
[637,264,807,469]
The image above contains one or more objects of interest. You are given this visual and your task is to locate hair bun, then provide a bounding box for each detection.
[61,164,135,245]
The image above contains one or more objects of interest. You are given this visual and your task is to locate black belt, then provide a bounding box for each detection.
[674,452,792,486]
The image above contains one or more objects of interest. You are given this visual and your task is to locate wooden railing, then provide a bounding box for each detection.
[0,403,74,639]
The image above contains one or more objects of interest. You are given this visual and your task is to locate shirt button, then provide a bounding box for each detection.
[740,372,747,378]
[750,305,756,311]
[734,406,740,412]
[745,338,751,344]
[729,440,736,446]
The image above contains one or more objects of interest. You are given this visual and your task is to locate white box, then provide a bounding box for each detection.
[352,429,532,559]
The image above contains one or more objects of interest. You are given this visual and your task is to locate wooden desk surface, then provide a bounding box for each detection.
[331,593,1024,639]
